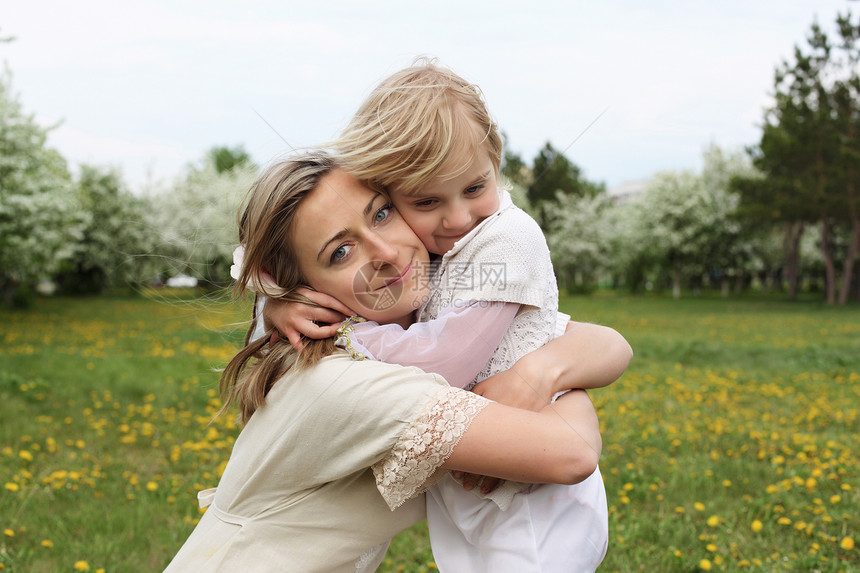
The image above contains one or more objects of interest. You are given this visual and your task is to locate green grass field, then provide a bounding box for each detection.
[0,292,857,572]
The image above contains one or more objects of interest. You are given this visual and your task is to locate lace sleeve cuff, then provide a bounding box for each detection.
[372,386,490,510]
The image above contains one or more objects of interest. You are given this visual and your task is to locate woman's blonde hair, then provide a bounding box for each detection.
[220,151,339,425]
[334,57,503,195]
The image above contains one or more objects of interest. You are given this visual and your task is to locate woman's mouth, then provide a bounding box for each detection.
[377,260,413,290]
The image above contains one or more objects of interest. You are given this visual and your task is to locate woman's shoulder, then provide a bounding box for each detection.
[304,352,450,396]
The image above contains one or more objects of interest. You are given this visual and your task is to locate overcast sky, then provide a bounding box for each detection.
[2,0,856,192]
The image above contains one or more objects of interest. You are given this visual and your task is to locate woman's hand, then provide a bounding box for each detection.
[473,322,632,404]
[264,288,354,350]
[471,362,554,412]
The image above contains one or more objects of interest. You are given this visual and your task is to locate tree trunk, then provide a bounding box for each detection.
[721,277,730,298]
[820,218,837,304]
[784,222,804,301]
[672,267,682,299]
[839,218,860,305]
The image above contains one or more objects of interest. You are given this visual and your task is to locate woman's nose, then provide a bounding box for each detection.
[367,232,399,268]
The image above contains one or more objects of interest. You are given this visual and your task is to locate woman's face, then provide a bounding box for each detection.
[292,168,430,328]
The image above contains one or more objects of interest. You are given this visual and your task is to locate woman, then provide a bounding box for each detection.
[163,151,623,572]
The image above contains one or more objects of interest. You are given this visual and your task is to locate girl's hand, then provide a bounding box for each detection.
[450,471,504,495]
[264,288,354,350]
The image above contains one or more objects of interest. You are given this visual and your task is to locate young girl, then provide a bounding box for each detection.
[267,60,629,571]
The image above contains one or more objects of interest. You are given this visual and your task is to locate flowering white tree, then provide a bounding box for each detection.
[544,191,613,293]
[147,158,257,285]
[54,165,157,293]
[0,71,83,306]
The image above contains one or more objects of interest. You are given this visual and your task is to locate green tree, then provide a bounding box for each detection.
[207,145,253,174]
[0,70,82,307]
[737,12,860,304]
[527,142,604,231]
[831,12,860,303]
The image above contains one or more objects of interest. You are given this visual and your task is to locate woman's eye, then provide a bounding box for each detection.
[374,205,392,224]
[331,244,353,263]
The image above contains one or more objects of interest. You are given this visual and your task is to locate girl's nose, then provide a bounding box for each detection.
[442,205,471,231]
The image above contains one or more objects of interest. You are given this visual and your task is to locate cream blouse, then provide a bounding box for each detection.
[163,353,488,572]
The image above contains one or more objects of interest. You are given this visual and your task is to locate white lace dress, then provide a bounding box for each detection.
[163,353,489,573]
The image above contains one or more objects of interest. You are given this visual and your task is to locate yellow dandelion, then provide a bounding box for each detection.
[41,539,53,548]
[707,515,720,527]
[778,517,792,525]
[96,569,106,573]
[738,559,750,566]
[675,506,685,514]
[146,481,158,492]
[751,520,763,532]
[840,537,855,550]
[4,482,19,492]
[829,494,841,504]
[706,543,717,552]
[74,561,90,571]
[694,502,705,511]
[699,558,712,570]
[4,528,14,537]
[18,450,33,462]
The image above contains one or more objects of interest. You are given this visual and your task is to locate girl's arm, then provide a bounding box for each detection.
[262,289,354,349]
[349,301,519,388]
[442,388,600,484]
[471,321,633,411]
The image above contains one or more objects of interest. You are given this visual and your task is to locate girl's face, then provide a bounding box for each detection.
[390,143,500,256]
[292,168,430,328]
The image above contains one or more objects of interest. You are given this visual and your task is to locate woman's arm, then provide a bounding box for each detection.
[471,321,633,411]
[441,389,600,484]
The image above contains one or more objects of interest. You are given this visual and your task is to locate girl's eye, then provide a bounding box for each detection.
[331,244,353,263]
[414,199,437,208]
[374,204,392,224]
[465,184,485,196]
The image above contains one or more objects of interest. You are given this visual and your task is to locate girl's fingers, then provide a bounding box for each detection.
[287,330,304,351]
[312,322,343,338]
[296,288,355,317]
[312,308,347,325]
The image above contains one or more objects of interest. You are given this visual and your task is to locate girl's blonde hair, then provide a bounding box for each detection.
[334,57,503,195]
[220,151,339,425]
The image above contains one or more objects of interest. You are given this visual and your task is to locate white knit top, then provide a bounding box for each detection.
[417,189,566,385]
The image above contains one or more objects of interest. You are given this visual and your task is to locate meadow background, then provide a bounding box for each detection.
[0,291,857,572]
